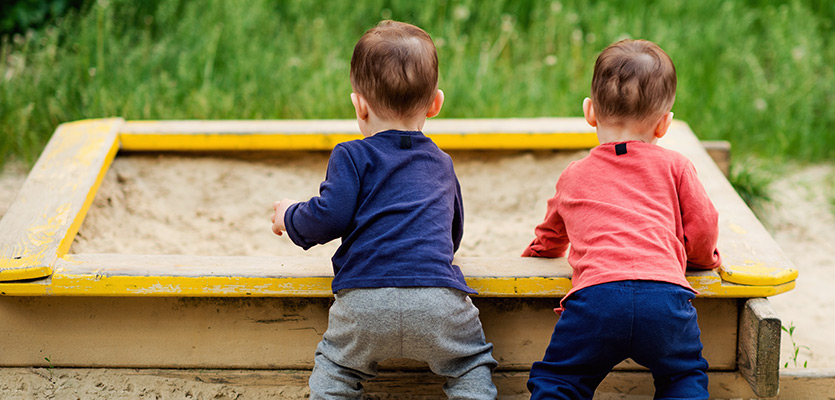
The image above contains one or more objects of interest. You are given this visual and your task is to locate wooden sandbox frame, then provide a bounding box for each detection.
[0,118,797,398]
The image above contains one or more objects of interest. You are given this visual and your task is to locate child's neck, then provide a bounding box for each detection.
[595,124,656,145]
[361,114,426,138]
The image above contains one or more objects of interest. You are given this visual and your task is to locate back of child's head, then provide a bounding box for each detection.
[350,20,438,120]
[591,39,676,129]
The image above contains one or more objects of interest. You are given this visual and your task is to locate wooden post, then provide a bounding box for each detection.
[737,297,781,397]
[701,140,731,177]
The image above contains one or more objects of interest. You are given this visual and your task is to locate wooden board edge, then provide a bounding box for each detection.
[0,266,53,282]
[118,131,598,151]
[56,137,120,258]
[0,253,792,298]
[719,264,799,286]
[0,118,123,281]
[738,297,781,397]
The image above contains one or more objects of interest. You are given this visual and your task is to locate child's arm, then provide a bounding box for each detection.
[679,162,722,269]
[279,145,361,250]
[522,191,570,258]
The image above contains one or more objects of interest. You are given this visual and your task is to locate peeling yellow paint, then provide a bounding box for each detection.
[57,138,120,258]
[0,118,798,301]
[0,119,122,282]
[0,252,44,268]
[0,266,795,298]
[126,283,183,294]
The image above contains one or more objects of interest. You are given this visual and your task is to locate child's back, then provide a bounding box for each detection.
[270,20,497,399]
[284,129,470,294]
[526,141,721,299]
[523,39,720,400]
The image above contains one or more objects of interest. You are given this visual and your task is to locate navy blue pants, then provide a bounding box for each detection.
[528,281,709,400]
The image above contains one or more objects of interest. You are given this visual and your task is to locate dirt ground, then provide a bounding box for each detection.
[0,151,832,399]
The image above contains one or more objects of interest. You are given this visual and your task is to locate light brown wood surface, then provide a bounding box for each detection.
[0,296,738,371]
[0,119,123,281]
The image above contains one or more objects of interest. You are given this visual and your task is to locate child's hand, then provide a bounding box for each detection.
[271,199,299,236]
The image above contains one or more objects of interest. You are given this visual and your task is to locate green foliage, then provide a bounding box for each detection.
[0,0,83,34]
[2,0,835,166]
[824,169,835,216]
[728,161,773,210]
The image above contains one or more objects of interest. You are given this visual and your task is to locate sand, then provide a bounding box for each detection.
[760,163,835,369]
[69,150,585,258]
[1,153,833,399]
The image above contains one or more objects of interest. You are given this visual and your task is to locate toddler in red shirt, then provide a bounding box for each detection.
[523,39,721,400]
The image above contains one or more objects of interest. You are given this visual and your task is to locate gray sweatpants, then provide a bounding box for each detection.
[308,287,498,399]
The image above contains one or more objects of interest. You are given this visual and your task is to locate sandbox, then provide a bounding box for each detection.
[0,118,799,398]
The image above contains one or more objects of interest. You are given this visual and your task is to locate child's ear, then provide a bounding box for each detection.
[654,111,674,139]
[426,89,445,118]
[582,98,597,127]
[351,92,369,121]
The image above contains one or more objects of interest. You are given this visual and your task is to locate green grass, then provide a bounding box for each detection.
[728,158,773,212]
[2,0,834,166]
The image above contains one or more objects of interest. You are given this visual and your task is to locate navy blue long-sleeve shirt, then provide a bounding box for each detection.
[283,129,474,294]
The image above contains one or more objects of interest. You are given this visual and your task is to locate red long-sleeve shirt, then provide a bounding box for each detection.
[523,141,721,304]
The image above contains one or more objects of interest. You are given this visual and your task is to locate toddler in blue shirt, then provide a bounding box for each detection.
[271,20,497,399]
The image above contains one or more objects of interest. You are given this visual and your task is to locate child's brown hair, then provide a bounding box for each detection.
[350,20,438,120]
[591,39,676,128]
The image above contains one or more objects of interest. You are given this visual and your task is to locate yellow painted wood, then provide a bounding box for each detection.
[118,118,598,151]
[0,254,794,298]
[659,122,798,287]
[0,119,123,282]
[719,262,799,286]
[119,133,362,151]
[0,295,738,370]
[0,118,796,296]
[119,132,598,151]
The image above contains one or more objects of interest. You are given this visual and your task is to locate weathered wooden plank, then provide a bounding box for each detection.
[701,140,731,177]
[0,254,573,297]
[0,296,738,370]
[0,118,796,292]
[737,297,781,397]
[0,254,794,297]
[118,118,599,151]
[660,122,798,287]
[0,119,123,282]
[778,368,835,399]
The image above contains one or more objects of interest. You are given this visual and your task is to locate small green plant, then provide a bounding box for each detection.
[781,322,810,368]
[43,356,55,381]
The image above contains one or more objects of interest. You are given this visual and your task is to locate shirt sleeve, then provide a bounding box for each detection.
[679,162,722,269]
[522,185,570,258]
[284,144,360,250]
